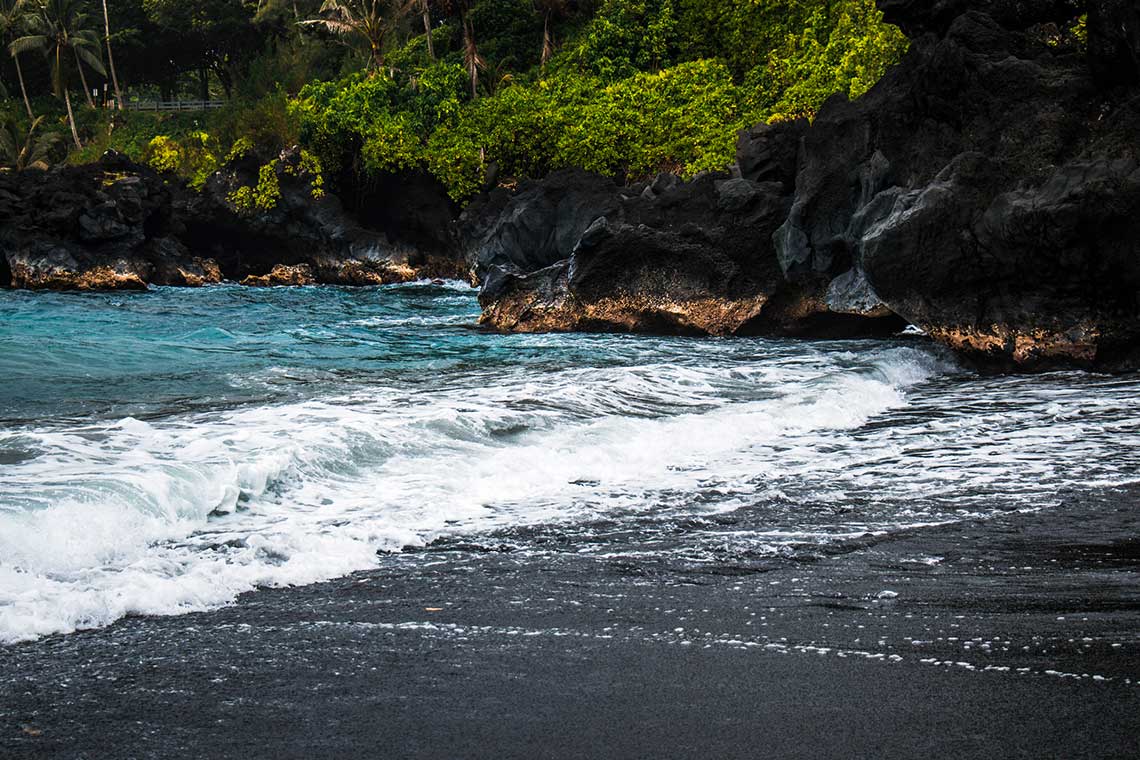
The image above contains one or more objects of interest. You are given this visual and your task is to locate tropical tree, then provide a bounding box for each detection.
[10,0,106,148]
[143,0,261,101]
[100,0,122,108]
[438,0,481,96]
[300,0,408,72]
[0,114,62,169]
[534,0,564,68]
[415,0,432,59]
[0,0,35,119]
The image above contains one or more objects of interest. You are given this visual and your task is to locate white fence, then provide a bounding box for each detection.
[124,99,226,112]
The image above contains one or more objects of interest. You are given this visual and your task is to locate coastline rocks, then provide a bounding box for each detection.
[240,263,316,287]
[460,168,622,282]
[775,0,1140,369]
[0,149,468,291]
[188,147,465,285]
[464,154,904,337]
[0,155,222,290]
[467,0,1140,369]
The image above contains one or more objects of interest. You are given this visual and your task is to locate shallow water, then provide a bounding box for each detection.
[1,283,1138,643]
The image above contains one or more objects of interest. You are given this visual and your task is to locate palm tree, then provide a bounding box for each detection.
[0,0,35,119]
[74,43,95,106]
[534,0,564,69]
[300,0,408,72]
[10,0,106,148]
[0,114,62,170]
[100,0,122,109]
[438,0,481,96]
[415,0,432,59]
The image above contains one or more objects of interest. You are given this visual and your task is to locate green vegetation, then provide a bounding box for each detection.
[0,0,908,202]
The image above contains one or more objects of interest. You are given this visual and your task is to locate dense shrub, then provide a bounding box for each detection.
[5,0,908,204]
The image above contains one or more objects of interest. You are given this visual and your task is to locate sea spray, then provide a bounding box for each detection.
[2,284,1138,643]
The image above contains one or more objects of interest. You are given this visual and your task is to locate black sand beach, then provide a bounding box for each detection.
[3,485,1138,759]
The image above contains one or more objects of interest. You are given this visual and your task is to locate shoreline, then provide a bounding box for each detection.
[4,485,1138,759]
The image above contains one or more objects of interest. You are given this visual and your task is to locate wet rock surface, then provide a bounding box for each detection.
[464,158,904,338]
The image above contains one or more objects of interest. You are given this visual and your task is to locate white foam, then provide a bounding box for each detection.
[2,343,1138,643]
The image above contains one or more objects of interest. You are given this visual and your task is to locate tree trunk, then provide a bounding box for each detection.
[75,49,95,108]
[64,87,81,148]
[541,10,552,68]
[214,63,233,99]
[14,54,34,120]
[102,0,124,109]
[199,66,209,102]
[421,0,434,59]
[464,19,478,97]
[369,37,385,71]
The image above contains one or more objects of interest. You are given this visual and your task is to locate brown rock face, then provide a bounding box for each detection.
[9,261,148,291]
[480,262,771,336]
[241,263,317,287]
[924,324,1102,369]
[170,258,224,287]
[315,255,471,286]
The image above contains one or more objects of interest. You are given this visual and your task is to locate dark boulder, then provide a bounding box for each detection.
[0,149,469,290]
[335,167,459,265]
[467,134,904,337]
[0,153,222,290]
[460,168,623,282]
[775,0,1140,369]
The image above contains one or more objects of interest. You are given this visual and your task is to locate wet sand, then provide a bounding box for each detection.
[3,486,1138,759]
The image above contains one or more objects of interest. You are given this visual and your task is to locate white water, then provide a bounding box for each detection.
[2,293,1139,644]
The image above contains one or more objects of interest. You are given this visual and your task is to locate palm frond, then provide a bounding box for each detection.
[74,41,103,75]
[8,33,47,55]
[299,18,358,35]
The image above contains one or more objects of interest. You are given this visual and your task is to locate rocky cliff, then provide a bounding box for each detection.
[465,0,1140,370]
[0,149,466,291]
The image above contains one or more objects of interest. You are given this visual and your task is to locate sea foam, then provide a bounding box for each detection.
[2,286,1138,644]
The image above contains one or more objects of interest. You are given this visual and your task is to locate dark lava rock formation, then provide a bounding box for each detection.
[777,0,1140,370]
[463,159,905,338]
[3,0,1138,371]
[0,152,218,290]
[0,149,465,291]
[465,0,1140,370]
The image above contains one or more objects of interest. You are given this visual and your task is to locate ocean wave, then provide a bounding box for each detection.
[2,289,1138,645]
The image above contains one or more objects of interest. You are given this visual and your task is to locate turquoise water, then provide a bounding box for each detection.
[2,282,1139,643]
[0,282,575,423]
